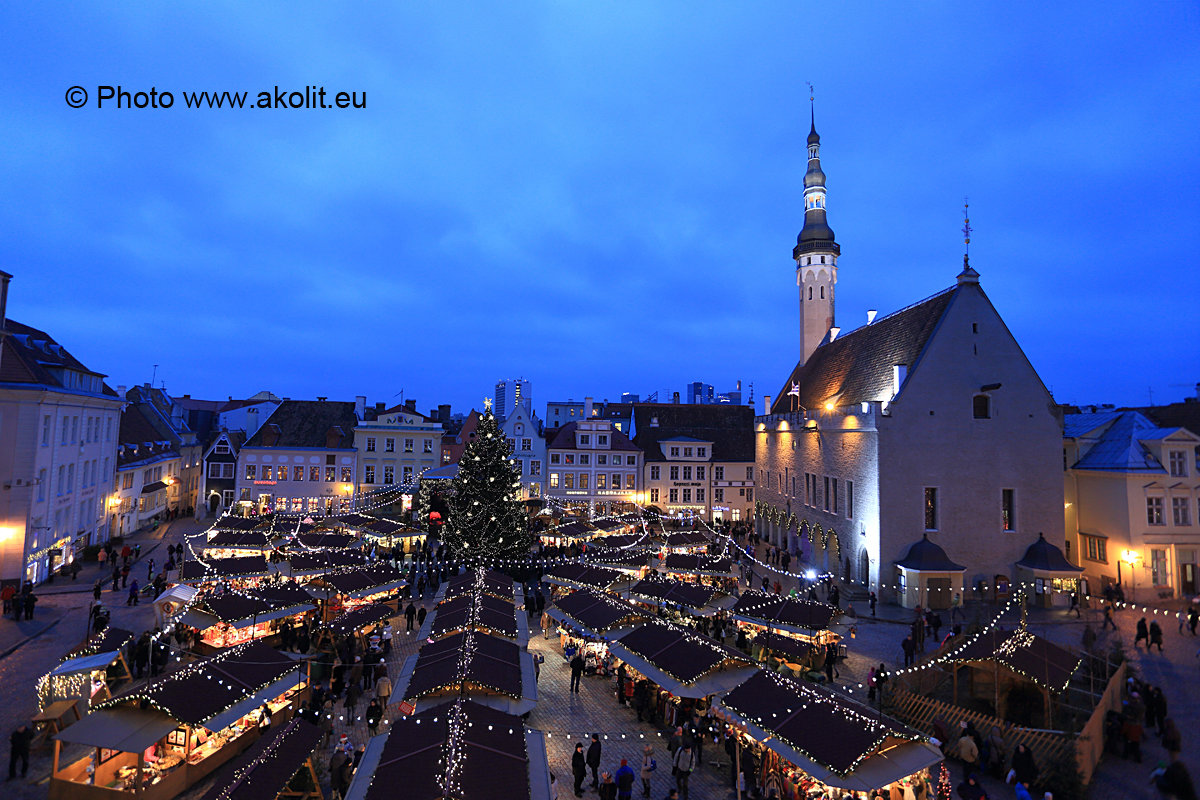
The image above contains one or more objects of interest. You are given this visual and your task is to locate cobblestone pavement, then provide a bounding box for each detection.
[525,627,737,800]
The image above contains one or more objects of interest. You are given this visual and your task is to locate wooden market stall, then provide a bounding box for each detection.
[730,590,840,659]
[50,640,307,800]
[420,592,526,644]
[197,717,324,800]
[542,563,628,594]
[305,564,406,620]
[628,577,730,617]
[203,530,275,560]
[394,630,538,716]
[315,602,396,652]
[660,530,711,553]
[178,556,272,590]
[345,699,552,800]
[178,587,316,652]
[718,670,944,799]
[38,627,135,711]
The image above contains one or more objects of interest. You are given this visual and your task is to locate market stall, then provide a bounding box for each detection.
[178,556,272,589]
[316,602,395,652]
[608,620,757,699]
[178,589,316,652]
[203,530,275,560]
[542,563,628,594]
[717,670,943,798]
[293,532,360,550]
[730,590,840,647]
[547,588,648,639]
[38,628,134,711]
[345,699,551,800]
[421,592,526,643]
[660,530,711,553]
[438,569,521,605]
[657,553,736,583]
[277,550,371,579]
[540,519,598,548]
[50,640,307,800]
[306,564,406,620]
[198,718,324,800]
[628,577,732,617]
[394,630,537,715]
[154,585,199,628]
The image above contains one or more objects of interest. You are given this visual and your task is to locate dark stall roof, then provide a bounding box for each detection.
[288,550,370,572]
[731,591,836,632]
[551,589,648,633]
[100,640,299,727]
[311,564,405,597]
[430,594,518,639]
[179,556,270,581]
[663,531,710,548]
[211,516,266,531]
[949,626,1082,691]
[443,569,516,601]
[404,631,524,701]
[544,563,625,590]
[661,553,733,576]
[630,578,718,611]
[206,530,272,548]
[325,603,395,637]
[66,627,135,660]
[720,670,924,777]
[295,532,360,550]
[359,700,531,800]
[199,718,323,800]
[615,622,747,685]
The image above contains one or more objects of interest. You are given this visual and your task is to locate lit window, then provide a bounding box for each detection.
[1002,489,1016,531]
[1147,496,1164,525]
[924,488,938,531]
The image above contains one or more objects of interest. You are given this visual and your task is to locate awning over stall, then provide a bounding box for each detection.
[730,590,836,634]
[717,670,942,792]
[608,621,756,698]
[55,706,178,753]
[199,718,323,800]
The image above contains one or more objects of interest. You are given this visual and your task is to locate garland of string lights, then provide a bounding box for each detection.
[722,667,926,777]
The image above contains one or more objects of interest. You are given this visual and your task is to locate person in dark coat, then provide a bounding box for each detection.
[405,602,416,631]
[8,724,33,780]
[365,698,383,736]
[1011,742,1037,786]
[416,605,427,628]
[901,635,916,667]
[570,653,585,693]
[572,743,587,797]
[587,733,602,789]
[617,663,628,706]
[1149,619,1164,653]
[1135,617,1149,648]
[329,749,350,800]
[22,592,36,620]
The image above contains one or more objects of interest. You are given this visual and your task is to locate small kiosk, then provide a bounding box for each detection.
[1015,533,1083,609]
[38,628,135,711]
[50,641,307,800]
[197,717,324,800]
[893,534,966,610]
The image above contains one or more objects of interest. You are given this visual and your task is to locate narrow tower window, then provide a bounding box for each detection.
[808,287,812,300]
[820,286,825,299]
[973,394,991,419]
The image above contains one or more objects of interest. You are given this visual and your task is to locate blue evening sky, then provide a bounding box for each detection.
[3,3,1198,415]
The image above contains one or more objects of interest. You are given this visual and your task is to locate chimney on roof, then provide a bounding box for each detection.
[672,392,680,404]
[0,271,10,340]
[764,395,772,414]
[867,309,877,324]
[438,404,451,422]
[377,402,386,412]
[118,385,127,398]
[355,395,366,419]
[404,399,417,413]
[584,397,594,418]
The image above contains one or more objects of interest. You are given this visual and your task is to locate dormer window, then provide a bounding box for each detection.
[972,394,991,419]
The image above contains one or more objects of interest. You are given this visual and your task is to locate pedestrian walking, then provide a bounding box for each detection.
[1149,619,1164,653]
[121,564,130,588]
[1135,617,1149,648]
[1189,605,1199,636]
[8,723,33,780]
[405,602,416,631]
[869,591,877,617]
[365,698,382,736]
[617,663,628,706]
[640,745,656,798]
[21,591,36,620]
[416,605,427,629]
[1103,604,1117,630]
[541,610,552,639]
[127,580,140,606]
[587,733,602,789]
[672,743,695,799]
[901,634,916,667]
[570,652,585,694]
[147,559,155,581]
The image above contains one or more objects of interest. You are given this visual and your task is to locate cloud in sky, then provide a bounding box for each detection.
[2,2,1197,412]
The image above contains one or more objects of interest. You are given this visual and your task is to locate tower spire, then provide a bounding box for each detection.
[957,197,980,284]
[794,89,840,365]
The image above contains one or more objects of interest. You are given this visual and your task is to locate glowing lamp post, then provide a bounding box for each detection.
[1122,549,1140,601]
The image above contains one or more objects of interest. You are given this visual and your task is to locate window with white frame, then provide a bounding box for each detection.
[384,465,395,484]
[1151,549,1168,586]
[385,437,395,452]
[1147,496,1164,525]
[364,465,376,484]
[366,437,376,452]
[404,438,414,453]
[714,466,724,481]
[625,474,634,490]
[670,447,680,457]
[669,488,678,503]
[651,488,660,503]
[1168,450,1188,477]
[424,439,433,453]
[670,466,679,480]
[714,488,723,502]
[1173,496,1191,526]
[650,466,660,481]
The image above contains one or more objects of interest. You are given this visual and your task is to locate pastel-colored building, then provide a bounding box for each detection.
[1064,410,1200,601]
[0,272,121,584]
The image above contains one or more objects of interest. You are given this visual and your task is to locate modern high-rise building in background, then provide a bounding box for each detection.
[494,378,531,421]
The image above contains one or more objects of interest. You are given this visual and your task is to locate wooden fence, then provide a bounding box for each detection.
[887,660,1126,786]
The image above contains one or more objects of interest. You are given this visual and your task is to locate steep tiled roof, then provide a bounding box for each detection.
[0,319,109,389]
[631,404,754,462]
[771,286,956,413]
[243,400,358,449]
[1068,411,1166,472]
[545,421,641,451]
[1062,412,1120,439]
[1129,400,1200,435]
[117,405,178,467]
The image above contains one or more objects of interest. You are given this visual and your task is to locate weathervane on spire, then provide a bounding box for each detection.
[962,198,972,268]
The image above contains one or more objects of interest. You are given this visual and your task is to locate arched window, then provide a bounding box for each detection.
[820,286,825,299]
[808,287,812,300]
[973,394,991,419]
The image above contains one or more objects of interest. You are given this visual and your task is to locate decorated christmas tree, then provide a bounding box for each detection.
[445,408,529,563]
